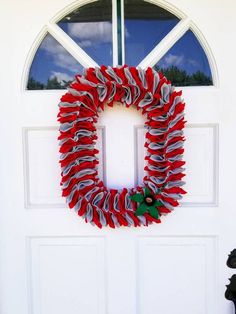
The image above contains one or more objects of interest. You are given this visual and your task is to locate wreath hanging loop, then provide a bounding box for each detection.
[58,65,186,229]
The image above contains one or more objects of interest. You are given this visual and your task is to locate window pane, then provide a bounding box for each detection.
[58,0,112,66]
[124,0,179,66]
[27,34,83,90]
[154,30,213,86]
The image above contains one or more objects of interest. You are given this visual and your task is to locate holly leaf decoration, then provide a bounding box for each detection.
[135,203,148,216]
[130,193,144,203]
[149,206,159,219]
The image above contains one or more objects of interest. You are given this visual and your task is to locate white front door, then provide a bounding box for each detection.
[0,1,235,314]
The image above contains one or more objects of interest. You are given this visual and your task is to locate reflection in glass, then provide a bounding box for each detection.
[27,34,83,90]
[124,0,179,66]
[154,30,213,86]
[58,0,112,66]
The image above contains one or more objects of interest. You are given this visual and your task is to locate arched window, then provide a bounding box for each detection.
[27,0,213,90]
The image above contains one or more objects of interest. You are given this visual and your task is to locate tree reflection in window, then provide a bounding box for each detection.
[27,1,213,90]
[154,30,213,86]
[27,34,83,90]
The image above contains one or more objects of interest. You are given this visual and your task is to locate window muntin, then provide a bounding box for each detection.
[27,34,83,90]
[27,0,213,90]
[154,30,213,86]
[58,0,112,66]
[124,0,179,65]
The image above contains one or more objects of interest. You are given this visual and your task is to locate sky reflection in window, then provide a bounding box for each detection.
[124,0,179,65]
[154,30,213,86]
[27,1,213,90]
[27,34,83,90]
[58,0,112,66]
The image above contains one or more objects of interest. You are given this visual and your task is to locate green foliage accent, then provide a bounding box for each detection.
[130,193,144,203]
[154,65,212,86]
[154,200,162,207]
[135,203,147,216]
[144,187,151,197]
[27,76,72,90]
[148,206,159,219]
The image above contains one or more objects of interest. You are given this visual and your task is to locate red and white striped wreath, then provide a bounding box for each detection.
[58,66,186,228]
